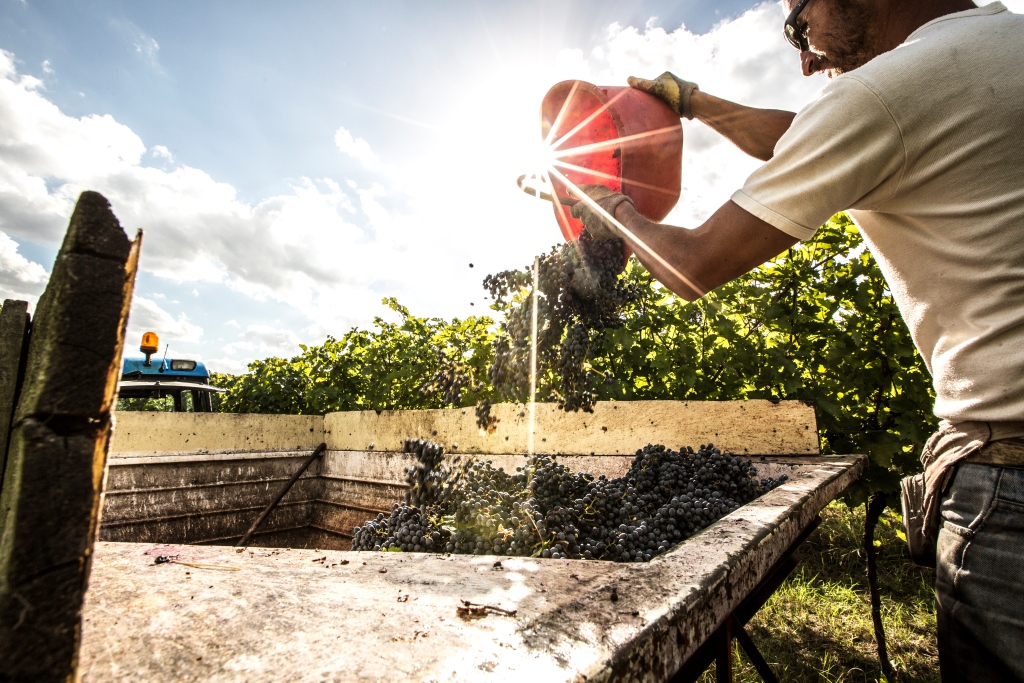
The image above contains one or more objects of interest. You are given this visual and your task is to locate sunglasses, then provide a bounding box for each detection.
[784,0,812,51]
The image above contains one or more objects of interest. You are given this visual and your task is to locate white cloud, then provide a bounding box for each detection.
[563,2,826,226]
[0,49,430,341]
[1001,0,1024,13]
[111,20,161,70]
[126,295,204,347]
[0,231,48,303]
[150,144,173,161]
[211,324,303,374]
[334,126,379,169]
[242,324,302,355]
[41,60,53,75]
[203,356,249,375]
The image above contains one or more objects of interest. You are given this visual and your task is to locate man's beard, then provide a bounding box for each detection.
[811,1,879,77]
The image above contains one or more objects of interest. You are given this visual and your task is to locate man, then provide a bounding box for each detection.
[567,1,1024,680]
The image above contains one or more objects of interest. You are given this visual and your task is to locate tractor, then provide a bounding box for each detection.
[117,332,224,412]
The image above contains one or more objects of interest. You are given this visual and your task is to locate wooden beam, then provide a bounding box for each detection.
[0,191,141,680]
[0,300,30,494]
[325,400,820,456]
[108,412,325,456]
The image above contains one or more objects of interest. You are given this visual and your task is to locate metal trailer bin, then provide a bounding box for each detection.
[82,400,865,682]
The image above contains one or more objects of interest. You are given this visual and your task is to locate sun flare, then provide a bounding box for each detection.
[511,81,707,298]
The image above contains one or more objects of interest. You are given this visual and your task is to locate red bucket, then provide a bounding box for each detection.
[540,80,683,255]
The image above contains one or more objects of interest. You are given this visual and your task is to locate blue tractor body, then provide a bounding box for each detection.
[121,357,211,380]
[118,356,224,412]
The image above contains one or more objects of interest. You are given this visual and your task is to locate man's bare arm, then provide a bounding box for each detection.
[690,91,796,161]
[610,199,798,300]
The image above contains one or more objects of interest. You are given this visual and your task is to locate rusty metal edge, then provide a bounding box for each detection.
[571,455,868,682]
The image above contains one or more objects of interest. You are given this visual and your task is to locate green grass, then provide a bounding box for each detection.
[698,502,938,682]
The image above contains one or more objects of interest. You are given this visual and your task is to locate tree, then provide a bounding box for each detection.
[214,298,496,415]
[115,396,174,412]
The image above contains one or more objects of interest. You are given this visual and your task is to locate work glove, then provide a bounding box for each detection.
[569,184,635,241]
[627,72,699,120]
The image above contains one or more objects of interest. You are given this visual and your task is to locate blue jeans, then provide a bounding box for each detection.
[937,463,1024,682]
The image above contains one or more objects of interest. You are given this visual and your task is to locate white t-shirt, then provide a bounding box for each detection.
[732,3,1024,423]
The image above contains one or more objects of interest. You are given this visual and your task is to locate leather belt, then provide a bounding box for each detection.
[966,436,1024,468]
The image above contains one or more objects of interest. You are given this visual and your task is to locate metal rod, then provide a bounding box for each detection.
[715,617,733,683]
[730,616,779,683]
[670,515,821,683]
[865,493,896,681]
[236,443,326,547]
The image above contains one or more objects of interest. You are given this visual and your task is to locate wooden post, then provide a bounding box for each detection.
[0,191,141,680]
[0,300,30,494]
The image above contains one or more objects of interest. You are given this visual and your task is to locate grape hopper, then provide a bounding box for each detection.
[79,401,865,682]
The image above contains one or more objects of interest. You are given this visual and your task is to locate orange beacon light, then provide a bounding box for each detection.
[140,331,159,366]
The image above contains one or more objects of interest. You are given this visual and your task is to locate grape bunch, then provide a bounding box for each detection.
[350,439,788,561]
[350,503,451,553]
[475,398,498,432]
[484,237,639,413]
[421,352,474,407]
[351,438,464,552]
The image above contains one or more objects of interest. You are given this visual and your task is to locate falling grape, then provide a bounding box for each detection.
[421,237,635,425]
[484,237,637,413]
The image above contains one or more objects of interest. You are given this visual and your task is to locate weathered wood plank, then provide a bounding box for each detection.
[109,412,324,456]
[107,402,818,459]
[100,473,322,524]
[98,500,317,546]
[0,300,30,494]
[325,400,820,456]
[0,192,141,679]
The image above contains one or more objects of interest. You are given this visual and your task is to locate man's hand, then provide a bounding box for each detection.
[569,184,635,240]
[627,72,699,120]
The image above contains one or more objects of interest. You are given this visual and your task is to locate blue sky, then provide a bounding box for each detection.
[12,1,1007,373]
[2,1,762,200]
